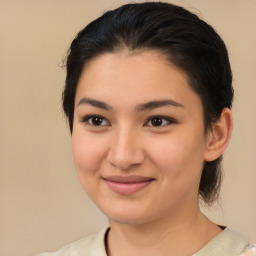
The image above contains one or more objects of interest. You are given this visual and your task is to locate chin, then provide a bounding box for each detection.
[109,215,151,226]
[101,206,155,226]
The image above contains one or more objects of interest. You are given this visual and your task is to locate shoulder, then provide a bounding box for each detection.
[194,228,252,256]
[241,245,256,256]
[36,227,109,256]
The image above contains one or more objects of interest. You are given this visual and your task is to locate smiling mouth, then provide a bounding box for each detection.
[102,175,155,195]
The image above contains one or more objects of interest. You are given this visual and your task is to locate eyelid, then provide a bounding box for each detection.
[81,115,110,126]
[144,115,177,127]
[80,114,176,128]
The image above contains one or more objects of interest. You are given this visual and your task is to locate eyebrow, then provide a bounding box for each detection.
[77,97,184,111]
[136,99,184,111]
[77,97,113,111]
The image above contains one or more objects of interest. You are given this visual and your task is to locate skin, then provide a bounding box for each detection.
[72,50,232,256]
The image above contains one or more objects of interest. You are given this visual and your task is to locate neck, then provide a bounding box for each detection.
[106,207,221,256]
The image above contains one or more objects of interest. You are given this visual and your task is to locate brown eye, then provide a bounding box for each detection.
[146,116,176,127]
[90,116,104,126]
[82,115,109,126]
[151,117,163,126]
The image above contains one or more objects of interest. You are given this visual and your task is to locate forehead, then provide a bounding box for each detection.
[77,51,189,92]
[74,50,202,114]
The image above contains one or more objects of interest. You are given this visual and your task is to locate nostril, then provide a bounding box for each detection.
[106,129,145,170]
[107,145,144,170]
[107,152,137,170]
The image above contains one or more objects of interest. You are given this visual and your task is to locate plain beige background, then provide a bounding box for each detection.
[1,0,255,255]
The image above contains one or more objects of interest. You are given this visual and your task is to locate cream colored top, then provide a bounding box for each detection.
[37,227,255,256]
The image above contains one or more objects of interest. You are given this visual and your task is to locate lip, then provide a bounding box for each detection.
[103,175,155,195]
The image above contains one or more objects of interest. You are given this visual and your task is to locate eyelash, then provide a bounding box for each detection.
[145,115,177,127]
[81,115,110,126]
[80,115,176,127]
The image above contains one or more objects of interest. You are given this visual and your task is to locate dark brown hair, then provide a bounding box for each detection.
[62,2,233,205]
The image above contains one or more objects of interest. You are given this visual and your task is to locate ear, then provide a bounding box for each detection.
[204,108,233,162]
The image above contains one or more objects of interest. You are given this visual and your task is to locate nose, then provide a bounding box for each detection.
[107,127,145,170]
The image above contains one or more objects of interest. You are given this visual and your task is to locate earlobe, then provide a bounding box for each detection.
[204,108,233,162]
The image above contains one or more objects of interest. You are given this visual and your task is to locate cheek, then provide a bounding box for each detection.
[71,132,106,177]
[71,131,110,200]
[146,131,206,179]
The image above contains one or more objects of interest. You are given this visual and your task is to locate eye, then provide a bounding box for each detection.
[145,116,176,127]
[81,115,110,126]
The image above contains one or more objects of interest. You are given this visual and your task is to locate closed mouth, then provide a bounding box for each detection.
[102,175,155,195]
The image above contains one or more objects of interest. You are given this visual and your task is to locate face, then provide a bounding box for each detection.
[72,50,211,225]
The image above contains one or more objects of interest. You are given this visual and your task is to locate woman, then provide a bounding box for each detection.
[38,2,255,255]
